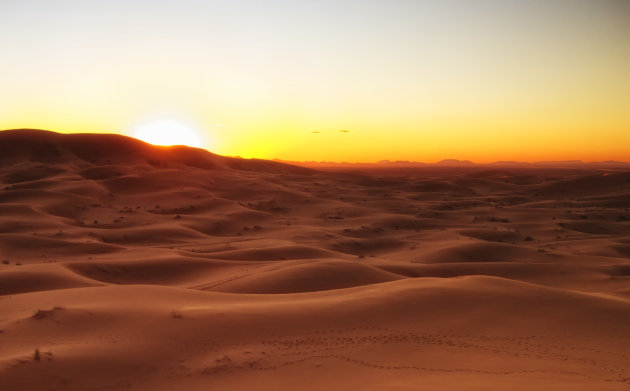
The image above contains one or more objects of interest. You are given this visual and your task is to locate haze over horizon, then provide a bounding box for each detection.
[1,0,629,163]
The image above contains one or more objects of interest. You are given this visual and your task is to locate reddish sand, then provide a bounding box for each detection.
[1,129,630,390]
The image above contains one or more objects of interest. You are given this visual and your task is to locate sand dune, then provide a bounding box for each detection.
[203,259,405,294]
[1,129,630,390]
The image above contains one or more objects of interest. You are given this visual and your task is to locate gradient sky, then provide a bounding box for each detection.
[1,0,629,162]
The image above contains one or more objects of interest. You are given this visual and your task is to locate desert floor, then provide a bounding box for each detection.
[1,130,630,390]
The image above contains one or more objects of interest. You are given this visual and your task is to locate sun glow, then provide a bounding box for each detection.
[131,120,203,148]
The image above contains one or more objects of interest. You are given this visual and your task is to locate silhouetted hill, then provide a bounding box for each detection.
[0,129,313,174]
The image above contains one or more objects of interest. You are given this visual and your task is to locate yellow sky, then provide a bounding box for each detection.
[1,0,629,163]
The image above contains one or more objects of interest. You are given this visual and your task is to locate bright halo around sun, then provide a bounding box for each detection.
[131,120,203,148]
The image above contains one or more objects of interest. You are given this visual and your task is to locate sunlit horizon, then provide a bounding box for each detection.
[1,0,628,163]
[130,119,204,148]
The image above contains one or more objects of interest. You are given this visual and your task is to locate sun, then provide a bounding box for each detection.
[131,120,203,148]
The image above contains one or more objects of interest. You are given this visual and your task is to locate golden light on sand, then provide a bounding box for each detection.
[131,120,203,147]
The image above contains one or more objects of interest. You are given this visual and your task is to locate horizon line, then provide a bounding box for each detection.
[2,128,629,167]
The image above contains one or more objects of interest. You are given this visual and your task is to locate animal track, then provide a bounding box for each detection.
[201,326,629,383]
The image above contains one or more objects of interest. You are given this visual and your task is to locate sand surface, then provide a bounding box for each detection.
[1,130,630,390]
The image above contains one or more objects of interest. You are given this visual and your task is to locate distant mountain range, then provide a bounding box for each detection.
[275,158,630,169]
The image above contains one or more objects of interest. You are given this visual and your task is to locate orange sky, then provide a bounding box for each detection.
[1,0,629,163]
